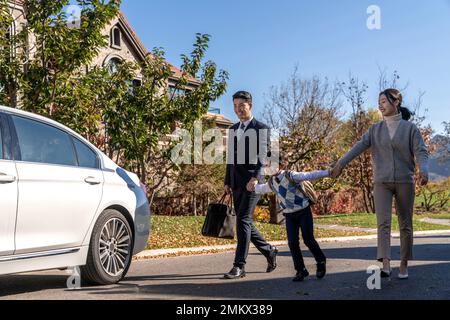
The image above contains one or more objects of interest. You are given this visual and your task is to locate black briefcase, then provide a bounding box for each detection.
[202,194,236,239]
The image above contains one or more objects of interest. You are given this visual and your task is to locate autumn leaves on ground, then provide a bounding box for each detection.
[147,210,450,251]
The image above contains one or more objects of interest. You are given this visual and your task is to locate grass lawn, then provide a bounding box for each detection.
[316,213,450,232]
[415,191,450,209]
[147,215,370,250]
[420,213,450,220]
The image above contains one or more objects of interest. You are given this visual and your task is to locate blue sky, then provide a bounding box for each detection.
[120,0,450,134]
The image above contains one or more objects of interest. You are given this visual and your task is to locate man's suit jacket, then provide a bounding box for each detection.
[225,118,271,190]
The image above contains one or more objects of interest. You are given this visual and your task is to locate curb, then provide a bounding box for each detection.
[419,218,450,227]
[133,241,286,261]
[133,229,450,260]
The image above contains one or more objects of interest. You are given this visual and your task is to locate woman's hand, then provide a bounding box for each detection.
[330,164,344,179]
[419,172,429,186]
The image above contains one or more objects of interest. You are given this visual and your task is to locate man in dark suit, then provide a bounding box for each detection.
[223,91,278,280]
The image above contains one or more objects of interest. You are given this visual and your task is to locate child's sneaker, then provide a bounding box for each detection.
[316,261,327,279]
[293,268,310,282]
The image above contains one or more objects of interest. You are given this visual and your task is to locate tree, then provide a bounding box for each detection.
[153,117,227,216]
[444,122,450,137]
[263,66,342,169]
[96,34,229,208]
[0,0,23,106]
[0,0,121,132]
[262,66,342,217]
[338,76,379,213]
[435,121,450,165]
[1,2,229,213]
[419,178,450,212]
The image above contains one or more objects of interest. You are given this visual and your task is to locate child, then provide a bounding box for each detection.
[248,162,331,282]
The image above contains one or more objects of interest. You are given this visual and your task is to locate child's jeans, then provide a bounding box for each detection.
[285,206,326,271]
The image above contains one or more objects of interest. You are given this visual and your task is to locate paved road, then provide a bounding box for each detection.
[1,233,450,300]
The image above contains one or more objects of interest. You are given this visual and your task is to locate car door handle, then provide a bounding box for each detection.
[84,177,101,185]
[0,173,16,184]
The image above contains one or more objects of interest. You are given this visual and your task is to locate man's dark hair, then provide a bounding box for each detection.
[232,91,253,103]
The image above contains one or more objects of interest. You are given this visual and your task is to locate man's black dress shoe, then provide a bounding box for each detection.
[224,267,246,279]
[381,269,392,278]
[293,269,310,282]
[316,261,327,279]
[266,247,279,273]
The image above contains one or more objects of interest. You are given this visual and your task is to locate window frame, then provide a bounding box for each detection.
[7,113,101,170]
[0,113,4,160]
[110,26,122,49]
[106,57,122,75]
[71,136,101,170]
[0,112,16,161]
[4,20,16,59]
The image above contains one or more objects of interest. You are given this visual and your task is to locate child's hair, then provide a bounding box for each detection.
[380,88,414,121]
[264,150,289,181]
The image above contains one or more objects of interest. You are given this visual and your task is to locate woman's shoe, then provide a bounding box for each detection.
[380,269,392,278]
[399,261,409,280]
[398,272,409,280]
[293,269,310,282]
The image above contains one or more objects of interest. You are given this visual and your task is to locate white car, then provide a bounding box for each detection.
[0,105,151,285]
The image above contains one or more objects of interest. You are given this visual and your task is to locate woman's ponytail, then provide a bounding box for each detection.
[380,88,414,121]
[399,106,413,121]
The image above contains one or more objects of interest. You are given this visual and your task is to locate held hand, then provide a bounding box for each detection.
[224,185,232,195]
[246,178,258,193]
[419,173,429,186]
[330,165,343,179]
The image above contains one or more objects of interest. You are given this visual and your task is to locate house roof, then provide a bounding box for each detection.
[117,11,200,85]
[204,113,233,128]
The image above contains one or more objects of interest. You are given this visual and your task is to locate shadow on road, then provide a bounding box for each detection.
[81,262,450,300]
[0,274,68,297]
[124,271,266,282]
[261,243,450,262]
[1,241,450,299]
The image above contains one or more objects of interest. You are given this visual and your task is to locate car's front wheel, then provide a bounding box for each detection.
[81,209,133,285]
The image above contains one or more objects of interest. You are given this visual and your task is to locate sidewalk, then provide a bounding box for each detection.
[133,229,450,260]
[315,223,378,233]
[419,218,450,226]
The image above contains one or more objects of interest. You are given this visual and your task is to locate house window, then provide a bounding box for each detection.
[128,79,142,95]
[209,107,221,114]
[169,86,187,98]
[111,26,121,49]
[6,19,14,38]
[132,79,142,88]
[106,57,122,75]
[3,21,15,58]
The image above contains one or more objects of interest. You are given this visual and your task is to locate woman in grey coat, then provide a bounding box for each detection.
[331,88,429,280]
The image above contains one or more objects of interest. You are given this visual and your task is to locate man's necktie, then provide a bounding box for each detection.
[237,123,246,141]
